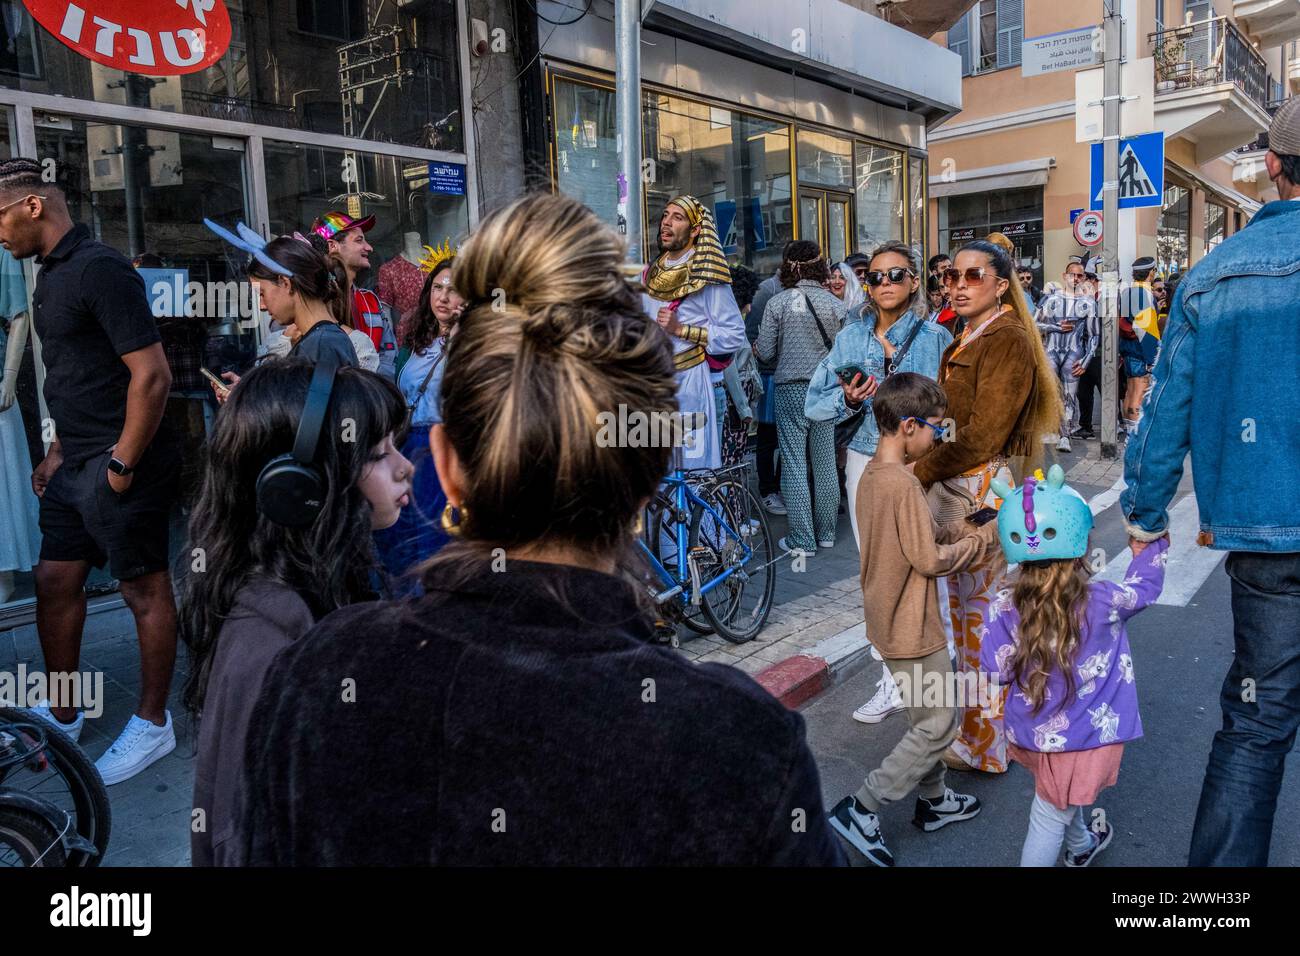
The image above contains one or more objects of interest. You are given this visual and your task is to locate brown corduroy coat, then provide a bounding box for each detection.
[913,311,1042,488]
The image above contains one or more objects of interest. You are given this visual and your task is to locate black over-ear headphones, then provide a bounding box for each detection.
[256,360,340,527]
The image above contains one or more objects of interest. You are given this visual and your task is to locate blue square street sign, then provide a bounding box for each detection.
[714,198,767,256]
[1070,208,1084,224]
[427,161,467,196]
[1090,132,1164,211]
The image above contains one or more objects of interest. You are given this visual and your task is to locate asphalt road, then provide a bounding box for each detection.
[802,523,1300,868]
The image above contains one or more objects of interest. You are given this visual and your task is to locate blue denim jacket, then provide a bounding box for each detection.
[1121,199,1300,552]
[804,308,952,456]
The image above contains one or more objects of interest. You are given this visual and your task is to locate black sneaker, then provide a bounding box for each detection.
[1064,820,1113,867]
[827,796,894,867]
[913,788,981,832]
[1070,427,1095,440]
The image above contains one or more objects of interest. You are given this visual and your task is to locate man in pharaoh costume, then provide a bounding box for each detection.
[641,196,748,470]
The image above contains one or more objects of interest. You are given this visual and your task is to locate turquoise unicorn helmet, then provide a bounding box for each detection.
[989,464,1093,563]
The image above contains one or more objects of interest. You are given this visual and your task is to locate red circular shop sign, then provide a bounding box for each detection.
[23,0,232,76]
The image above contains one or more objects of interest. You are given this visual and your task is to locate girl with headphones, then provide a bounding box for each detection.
[181,358,412,866]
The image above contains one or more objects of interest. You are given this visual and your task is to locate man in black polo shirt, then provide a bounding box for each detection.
[0,159,180,785]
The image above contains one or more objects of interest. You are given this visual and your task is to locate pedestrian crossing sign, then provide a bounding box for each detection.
[1090,131,1164,210]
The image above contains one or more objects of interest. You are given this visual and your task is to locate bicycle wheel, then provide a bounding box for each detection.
[689,477,777,643]
[0,709,111,866]
[0,807,68,867]
[642,493,714,635]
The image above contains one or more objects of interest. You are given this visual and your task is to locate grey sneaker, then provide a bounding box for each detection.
[1064,820,1114,867]
[777,536,814,557]
[762,493,788,516]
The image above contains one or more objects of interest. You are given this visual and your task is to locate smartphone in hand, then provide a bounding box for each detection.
[967,506,999,526]
[837,365,872,386]
[200,366,230,395]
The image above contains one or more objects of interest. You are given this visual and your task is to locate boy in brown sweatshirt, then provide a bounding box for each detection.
[826,373,1002,867]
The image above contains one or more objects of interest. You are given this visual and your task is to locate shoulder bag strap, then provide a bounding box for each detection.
[886,314,927,377]
[800,291,834,351]
[409,343,446,410]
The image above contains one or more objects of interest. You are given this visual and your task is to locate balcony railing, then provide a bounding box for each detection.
[1150,17,1270,112]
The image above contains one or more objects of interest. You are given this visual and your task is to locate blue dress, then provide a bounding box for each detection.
[374,340,450,593]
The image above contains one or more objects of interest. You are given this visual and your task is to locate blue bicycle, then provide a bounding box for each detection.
[636,463,777,644]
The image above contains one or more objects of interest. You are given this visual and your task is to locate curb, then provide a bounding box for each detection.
[755,622,874,709]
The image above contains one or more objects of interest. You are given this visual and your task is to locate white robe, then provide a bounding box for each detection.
[642,277,748,470]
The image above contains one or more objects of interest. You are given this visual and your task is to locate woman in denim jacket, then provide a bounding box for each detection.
[805,241,952,724]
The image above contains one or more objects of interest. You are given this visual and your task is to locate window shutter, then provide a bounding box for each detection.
[997,0,1023,69]
[947,12,973,76]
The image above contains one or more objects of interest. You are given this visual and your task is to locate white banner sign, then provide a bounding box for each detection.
[1022,26,1103,77]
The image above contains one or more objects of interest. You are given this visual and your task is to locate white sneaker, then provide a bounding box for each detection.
[852,672,904,723]
[818,538,836,549]
[777,536,814,556]
[1056,435,1072,452]
[762,493,788,516]
[95,712,176,786]
[29,701,85,743]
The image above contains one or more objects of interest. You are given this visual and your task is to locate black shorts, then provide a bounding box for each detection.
[38,442,181,580]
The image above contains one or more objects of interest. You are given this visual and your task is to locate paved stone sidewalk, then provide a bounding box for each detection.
[1065,438,1128,487]
[674,573,864,676]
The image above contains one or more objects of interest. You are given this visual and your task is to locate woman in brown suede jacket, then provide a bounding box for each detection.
[914,239,1062,775]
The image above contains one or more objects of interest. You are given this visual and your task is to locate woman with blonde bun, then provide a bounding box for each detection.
[239,193,845,867]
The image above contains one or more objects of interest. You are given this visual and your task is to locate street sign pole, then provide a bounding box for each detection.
[615,0,643,263]
[1100,1,1122,460]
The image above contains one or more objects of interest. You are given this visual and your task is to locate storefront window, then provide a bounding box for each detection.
[643,93,791,276]
[942,186,1043,277]
[1158,183,1190,276]
[0,104,37,614]
[908,154,927,267]
[0,115,252,611]
[263,139,470,322]
[2,0,464,150]
[1204,202,1226,255]
[797,130,853,190]
[854,142,903,252]
[552,77,618,229]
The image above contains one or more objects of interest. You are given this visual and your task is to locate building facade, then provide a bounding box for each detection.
[927,0,1295,285]
[495,0,971,277]
[0,0,974,623]
[0,0,477,622]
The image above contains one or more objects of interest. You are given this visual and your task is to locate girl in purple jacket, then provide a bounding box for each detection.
[981,465,1167,866]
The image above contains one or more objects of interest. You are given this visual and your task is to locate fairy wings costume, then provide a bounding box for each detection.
[641,195,747,469]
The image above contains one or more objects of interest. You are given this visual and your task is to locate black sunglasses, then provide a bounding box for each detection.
[865,267,916,287]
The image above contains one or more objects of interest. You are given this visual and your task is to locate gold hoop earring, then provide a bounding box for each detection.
[631,512,644,537]
[441,503,466,535]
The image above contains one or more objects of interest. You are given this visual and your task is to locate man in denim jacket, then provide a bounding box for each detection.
[1120,97,1300,866]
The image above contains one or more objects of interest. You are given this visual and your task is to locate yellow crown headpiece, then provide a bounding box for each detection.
[419,238,458,273]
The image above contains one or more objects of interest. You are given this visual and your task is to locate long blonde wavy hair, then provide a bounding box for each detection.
[960,239,1064,471]
[1008,558,1091,713]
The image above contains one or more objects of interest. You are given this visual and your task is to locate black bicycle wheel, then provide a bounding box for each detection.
[0,807,68,867]
[0,709,111,866]
[689,478,777,643]
[642,493,715,635]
